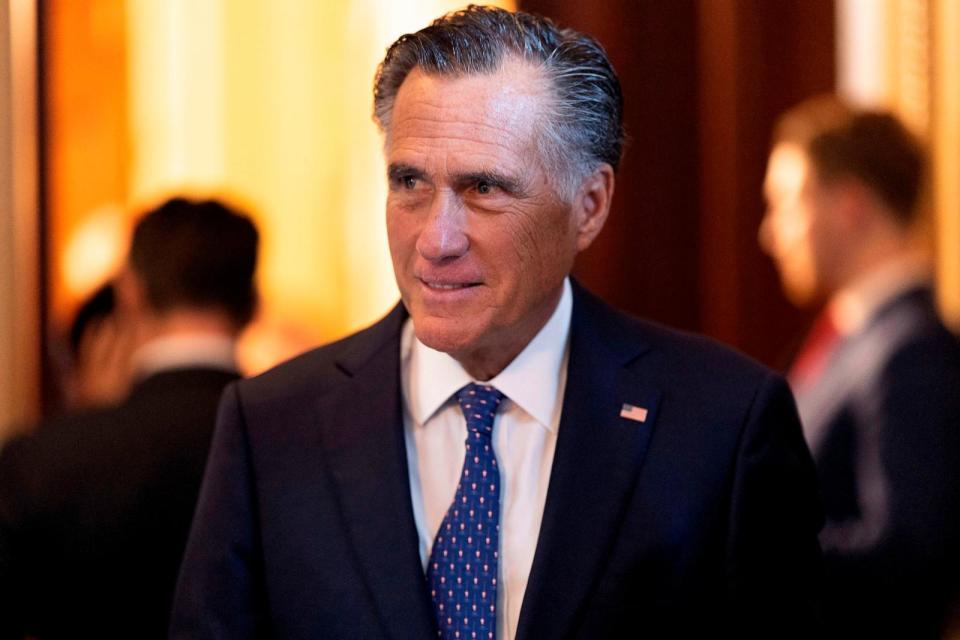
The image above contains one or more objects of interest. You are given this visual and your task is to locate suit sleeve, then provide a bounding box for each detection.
[169,382,269,639]
[724,372,824,636]
[820,337,960,632]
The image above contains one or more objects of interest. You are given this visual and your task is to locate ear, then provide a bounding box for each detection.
[829,177,872,231]
[572,163,615,252]
[114,267,146,317]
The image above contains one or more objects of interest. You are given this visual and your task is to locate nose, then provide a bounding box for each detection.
[416,190,469,262]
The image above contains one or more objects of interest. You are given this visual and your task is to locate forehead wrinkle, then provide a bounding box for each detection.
[389,106,541,168]
[389,127,531,177]
[387,59,554,194]
[391,129,530,162]
[391,107,539,147]
[391,63,547,134]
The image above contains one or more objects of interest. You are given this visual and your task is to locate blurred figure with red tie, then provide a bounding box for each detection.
[761,95,960,638]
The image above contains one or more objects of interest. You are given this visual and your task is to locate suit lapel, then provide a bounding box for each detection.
[517,286,661,640]
[318,305,436,640]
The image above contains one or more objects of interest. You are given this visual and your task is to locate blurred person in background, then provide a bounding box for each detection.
[760,95,960,638]
[61,282,133,410]
[0,197,259,639]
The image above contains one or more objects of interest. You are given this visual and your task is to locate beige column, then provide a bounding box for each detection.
[0,0,39,440]
[836,0,960,329]
[931,0,960,329]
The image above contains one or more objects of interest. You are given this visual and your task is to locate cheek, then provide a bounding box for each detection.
[386,210,417,261]
[807,223,840,277]
[806,208,836,254]
[772,209,812,256]
[509,204,575,264]
[511,219,544,265]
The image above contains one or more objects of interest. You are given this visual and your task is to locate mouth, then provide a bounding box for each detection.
[418,278,482,291]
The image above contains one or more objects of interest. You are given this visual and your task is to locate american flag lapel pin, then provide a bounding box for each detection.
[619,403,648,423]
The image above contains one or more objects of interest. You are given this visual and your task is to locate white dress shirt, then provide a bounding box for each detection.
[401,278,572,640]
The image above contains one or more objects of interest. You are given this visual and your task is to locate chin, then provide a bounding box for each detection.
[782,280,820,309]
[412,317,477,356]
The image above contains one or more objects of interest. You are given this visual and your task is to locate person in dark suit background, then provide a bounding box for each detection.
[172,7,822,639]
[0,197,259,639]
[760,96,960,638]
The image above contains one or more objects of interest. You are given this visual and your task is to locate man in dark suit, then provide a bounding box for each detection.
[0,198,259,639]
[172,7,822,638]
[760,96,960,638]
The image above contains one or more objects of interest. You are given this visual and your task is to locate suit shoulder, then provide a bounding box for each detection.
[902,309,960,357]
[1,407,116,462]
[882,315,960,390]
[643,317,768,377]
[576,285,773,385]
[235,304,405,404]
[0,408,118,506]
[632,319,784,420]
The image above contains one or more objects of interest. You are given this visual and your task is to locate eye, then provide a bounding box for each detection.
[401,175,417,190]
[476,180,493,194]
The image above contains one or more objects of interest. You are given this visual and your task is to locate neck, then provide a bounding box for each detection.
[833,230,921,295]
[133,308,239,349]
[456,350,522,382]
[452,284,565,381]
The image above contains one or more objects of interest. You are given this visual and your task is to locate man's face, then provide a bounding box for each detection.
[760,143,845,307]
[384,60,603,378]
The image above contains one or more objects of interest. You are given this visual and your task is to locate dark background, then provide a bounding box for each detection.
[521,0,836,369]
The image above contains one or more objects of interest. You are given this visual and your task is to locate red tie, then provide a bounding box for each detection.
[789,311,842,387]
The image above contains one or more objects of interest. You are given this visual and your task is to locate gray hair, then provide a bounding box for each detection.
[372,5,624,201]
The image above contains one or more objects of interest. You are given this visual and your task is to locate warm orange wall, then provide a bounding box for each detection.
[44,1,131,328]
[1,0,41,435]
[44,1,515,381]
[931,0,960,329]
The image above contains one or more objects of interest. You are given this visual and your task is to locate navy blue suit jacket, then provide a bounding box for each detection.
[0,367,238,639]
[171,284,822,638]
[795,286,960,638]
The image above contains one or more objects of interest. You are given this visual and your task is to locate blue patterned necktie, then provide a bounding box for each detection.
[427,383,506,640]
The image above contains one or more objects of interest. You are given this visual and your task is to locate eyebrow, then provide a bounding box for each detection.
[387,164,527,197]
[387,163,427,182]
[452,170,526,196]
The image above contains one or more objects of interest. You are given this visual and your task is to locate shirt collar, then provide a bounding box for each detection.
[403,277,573,431]
[131,332,238,380]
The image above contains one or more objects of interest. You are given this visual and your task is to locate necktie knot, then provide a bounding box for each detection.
[456,383,505,437]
